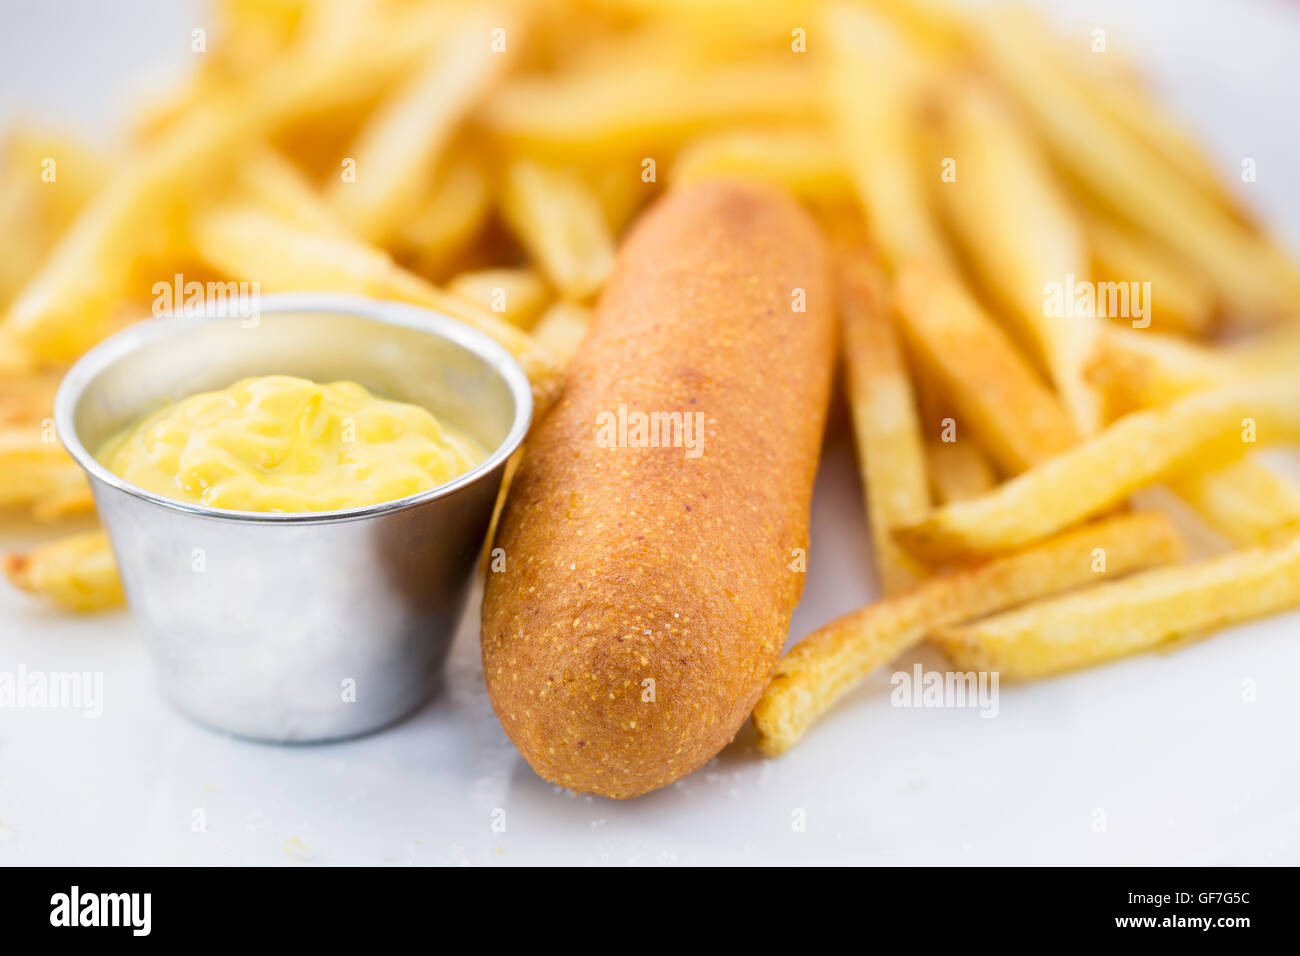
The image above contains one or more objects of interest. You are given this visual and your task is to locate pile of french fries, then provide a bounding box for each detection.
[4,0,1300,754]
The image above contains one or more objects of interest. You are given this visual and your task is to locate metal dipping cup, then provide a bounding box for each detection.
[55,294,532,743]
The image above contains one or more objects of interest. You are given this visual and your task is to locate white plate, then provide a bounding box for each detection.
[2,0,1298,865]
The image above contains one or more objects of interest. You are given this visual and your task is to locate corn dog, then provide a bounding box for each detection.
[481,180,835,798]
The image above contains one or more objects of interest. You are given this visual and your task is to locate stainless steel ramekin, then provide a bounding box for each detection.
[55,294,531,743]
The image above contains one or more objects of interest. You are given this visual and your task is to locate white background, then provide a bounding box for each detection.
[2,0,1298,865]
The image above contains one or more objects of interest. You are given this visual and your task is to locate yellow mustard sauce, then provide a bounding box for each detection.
[96,375,486,512]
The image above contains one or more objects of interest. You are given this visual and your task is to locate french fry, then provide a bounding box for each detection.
[1081,331,1300,543]
[448,267,550,330]
[551,20,710,76]
[4,530,124,613]
[0,369,61,425]
[671,128,852,203]
[1082,209,1218,338]
[130,62,227,143]
[936,78,1099,433]
[31,482,96,522]
[0,129,110,327]
[895,376,1300,561]
[990,4,1242,217]
[1084,326,1228,419]
[924,437,997,505]
[529,301,592,368]
[499,159,616,301]
[588,0,810,52]
[839,249,930,595]
[3,2,450,362]
[863,0,970,55]
[260,1,459,126]
[217,0,306,53]
[972,8,1300,325]
[1085,324,1300,419]
[893,260,1078,474]
[4,110,235,360]
[823,2,951,271]
[187,203,563,407]
[395,155,491,278]
[0,329,34,375]
[328,4,522,244]
[584,158,652,234]
[911,359,999,504]
[0,174,43,310]
[483,60,818,161]
[1171,458,1300,547]
[909,351,958,439]
[4,127,113,236]
[933,533,1300,680]
[143,0,308,117]
[231,148,347,236]
[752,512,1184,755]
[0,426,93,519]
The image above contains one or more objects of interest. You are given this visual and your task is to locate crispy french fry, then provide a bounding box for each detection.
[1082,328,1300,546]
[909,352,956,437]
[911,361,998,503]
[924,436,997,505]
[231,148,347,236]
[936,79,1100,433]
[991,4,1241,216]
[972,8,1300,325]
[1085,324,1300,419]
[4,3,451,362]
[4,131,199,361]
[1171,458,1300,547]
[0,329,35,375]
[588,0,810,51]
[130,61,228,143]
[933,533,1300,680]
[863,0,970,55]
[839,250,930,595]
[1176,326,1300,383]
[0,128,111,317]
[396,155,491,278]
[824,2,951,270]
[895,376,1300,561]
[528,301,591,367]
[187,203,562,407]
[329,5,522,244]
[0,175,44,311]
[217,0,306,49]
[752,512,1184,755]
[671,128,852,203]
[0,370,62,425]
[31,482,96,522]
[4,127,113,235]
[448,268,550,330]
[1084,326,1228,419]
[1082,209,1218,338]
[0,426,93,518]
[484,60,818,161]
[163,0,308,106]
[246,0,341,42]
[4,530,124,613]
[260,1,459,125]
[500,159,616,301]
[893,260,1078,474]
[584,159,652,234]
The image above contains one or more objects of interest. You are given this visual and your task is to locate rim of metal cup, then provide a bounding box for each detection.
[53,293,533,525]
